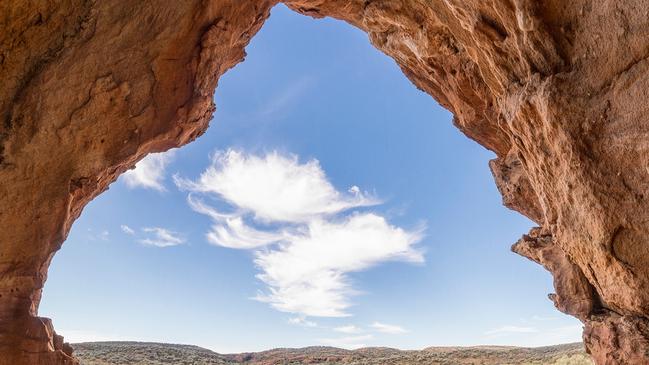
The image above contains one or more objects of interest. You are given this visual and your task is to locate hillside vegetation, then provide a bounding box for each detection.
[73,341,593,365]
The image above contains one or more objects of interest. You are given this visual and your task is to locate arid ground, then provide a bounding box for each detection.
[73,341,592,365]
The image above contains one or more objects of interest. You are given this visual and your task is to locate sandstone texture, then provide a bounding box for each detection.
[1,1,649,364]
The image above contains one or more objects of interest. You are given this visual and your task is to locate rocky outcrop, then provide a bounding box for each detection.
[2,1,649,364]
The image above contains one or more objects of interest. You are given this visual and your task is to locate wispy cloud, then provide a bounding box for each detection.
[87,228,109,241]
[253,215,422,317]
[319,335,373,349]
[484,325,539,336]
[530,315,558,321]
[539,325,584,344]
[288,316,318,328]
[120,225,135,235]
[175,150,378,223]
[258,76,314,120]
[123,151,175,191]
[482,321,583,347]
[139,227,185,248]
[333,325,363,334]
[371,322,408,334]
[176,149,424,318]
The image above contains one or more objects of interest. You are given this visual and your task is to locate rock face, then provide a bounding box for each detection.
[1,1,649,364]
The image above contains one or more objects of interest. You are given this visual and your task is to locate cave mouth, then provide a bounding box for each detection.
[37,4,582,353]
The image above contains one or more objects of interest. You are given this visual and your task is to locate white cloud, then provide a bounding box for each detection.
[371,322,408,334]
[176,149,424,318]
[484,325,539,336]
[87,228,109,241]
[123,151,175,191]
[334,325,363,334]
[139,227,185,248]
[175,149,379,223]
[199,213,290,250]
[254,215,423,317]
[319,335,373,349]
[120,225,135,235]
[288,316,318,328]
[482,322,583,347]
[98,230,109,241]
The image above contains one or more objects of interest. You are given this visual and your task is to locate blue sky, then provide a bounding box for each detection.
[40,4,583,353]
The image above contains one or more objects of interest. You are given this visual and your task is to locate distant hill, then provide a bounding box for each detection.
[73,341,593,365]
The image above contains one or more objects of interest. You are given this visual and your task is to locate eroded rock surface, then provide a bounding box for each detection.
[2,1,649,364]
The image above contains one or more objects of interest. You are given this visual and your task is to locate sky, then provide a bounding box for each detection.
[40,4,583,353]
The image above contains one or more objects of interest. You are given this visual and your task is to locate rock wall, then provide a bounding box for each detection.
[2,1,649,364]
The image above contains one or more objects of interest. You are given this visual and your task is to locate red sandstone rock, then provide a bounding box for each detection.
[2,1,649,364]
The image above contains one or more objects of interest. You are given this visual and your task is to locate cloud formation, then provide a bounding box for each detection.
[121,225,135,235]
[123,151,175,191]
[333,325,363,334]
[288,316,318,328]
[87,228,109,241]
[370,322,408,334]
[482,319,583,347]
[176,149,424,318]
[139,227,185,248]
[253,215,422,317]
[258,76,314,120]
[176,150,378,223]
